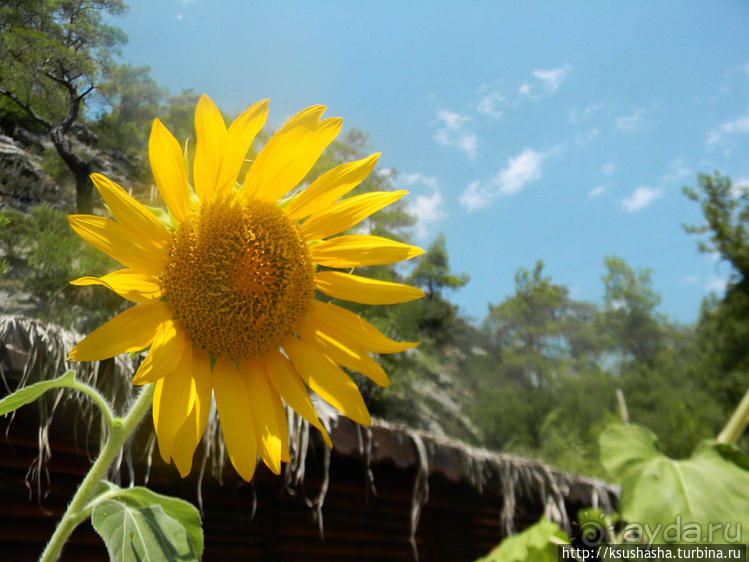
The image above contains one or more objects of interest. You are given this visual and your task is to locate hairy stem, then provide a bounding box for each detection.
[717,387,749,445]
[39,383,155,562]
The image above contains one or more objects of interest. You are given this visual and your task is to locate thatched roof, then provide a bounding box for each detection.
[0,315,618,560]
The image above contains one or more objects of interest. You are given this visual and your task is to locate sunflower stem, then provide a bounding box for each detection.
[60,376,116,429]
[39,383,155,562]
[717,387,749,445]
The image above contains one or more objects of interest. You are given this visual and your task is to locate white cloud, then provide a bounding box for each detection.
[532,65,570,93]
[705,276,727,294]
[730,177,749,198]
[459,180,489,212]
[568,103,603,124]
[494,148,544,195]
[706,110,749,148]
[459,148,546,212]
[602,163,615,176]
[721,112,749,134]
[477,91,504,119]
[398,172,438,190]
[518,83,531,96]
[176,12,184,20]
[397,173,445,239]
[589,185,605,198]
[575,128,600,147]
[410,189,446,240]
[661,158,691,184]
[621,186,661,212]
[378,167,395,180]
[616,109,645,132]
[433,109,478,159]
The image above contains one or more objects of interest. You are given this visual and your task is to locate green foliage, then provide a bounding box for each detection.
[601,256,662,364]
[683,173,749,415]
[159,89,202,148]
[409,233,469,296]
[470,260,616,475]
[0,0,127,124]
[476,518,569,562]
[0,203,121,329]
[92,500,199,562]
[0,0,133,212]
[479,420,747,560]
[91,483,204,559]
[600,424,748,544]
[92,62,167,170]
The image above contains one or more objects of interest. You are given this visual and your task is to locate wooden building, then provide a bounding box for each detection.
[0,315,618,561]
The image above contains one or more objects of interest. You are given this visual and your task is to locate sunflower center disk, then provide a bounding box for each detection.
[162,197,315,361]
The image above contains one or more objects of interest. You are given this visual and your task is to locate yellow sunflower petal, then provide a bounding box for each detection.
[90,173,170,247]
[285,153,381,222]
[68,215,166,275]
[67,301,170,361]
[171,351,213,477]
[213,359,258,482]
[193,94,227,204]
[71,269,162,304]
[153,350,196,464]
[245,359,288,474]
[300,190,408,241]
[243,106,342,202]
[309,234,425,267]
[171,402,199,478]
[215,99,269,199]
[132,321,186,385]
[309,300,419,354]
[152,377,166,454]
[283,337,371,426]
[149,118,191,223]
[298,318,391,387]
[191,350,214,441]
[262,351,332,448]
[314,271,425,305]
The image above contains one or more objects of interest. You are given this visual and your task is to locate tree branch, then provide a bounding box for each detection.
[0,85,53,130]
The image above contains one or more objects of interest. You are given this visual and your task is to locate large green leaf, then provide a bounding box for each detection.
[0,370,75,415]
[600,423,749,544]
[476,518,569,562]
[91,483,203,558]
[92,499,198,562]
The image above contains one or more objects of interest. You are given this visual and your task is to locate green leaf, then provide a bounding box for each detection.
[92,499,198,562]
[94,484,203,558]
[0,370,75,415]
[600,423,749,544]
[476,518,569,562]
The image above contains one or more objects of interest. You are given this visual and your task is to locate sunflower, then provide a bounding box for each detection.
[67,95,424,481]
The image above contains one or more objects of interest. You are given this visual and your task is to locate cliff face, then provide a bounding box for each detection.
[0,131,63,212]
[0,122,142,213]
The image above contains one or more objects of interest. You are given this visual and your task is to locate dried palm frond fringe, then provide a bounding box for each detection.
[1,314,618,549]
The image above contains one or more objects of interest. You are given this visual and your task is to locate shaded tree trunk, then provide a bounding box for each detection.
[50,126,93,214]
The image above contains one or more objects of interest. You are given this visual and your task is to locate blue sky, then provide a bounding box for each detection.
[116,1,749,324]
